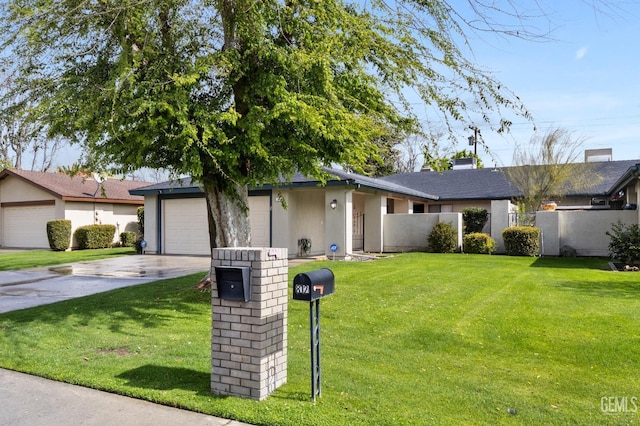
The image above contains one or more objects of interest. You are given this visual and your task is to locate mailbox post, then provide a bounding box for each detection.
[293,268,335,402]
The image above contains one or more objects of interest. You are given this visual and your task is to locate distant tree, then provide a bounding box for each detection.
[0,78,65,171]
[505,128,601,213]
[394,134,427,174]
[422,148,484,171]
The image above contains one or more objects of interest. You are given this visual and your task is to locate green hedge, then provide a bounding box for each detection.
[119,231,137,247]
[463,232,496,254]
[428,222,458,253]
[74,224,116,249]
[46,220,71,251]
[462,207,489,234]
[502,226,540,256]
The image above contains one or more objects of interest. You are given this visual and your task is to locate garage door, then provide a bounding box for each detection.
[3,205,55,248]
[162,196,271,255]
[248,196,270,248]
[163,198,210,255]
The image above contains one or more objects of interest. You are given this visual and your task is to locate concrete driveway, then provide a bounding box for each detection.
[0,255,211,314]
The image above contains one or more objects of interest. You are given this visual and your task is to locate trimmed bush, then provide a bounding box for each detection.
[137,206,144,234]
[502,226,540,256]
[428,222,458,253]
[46,220,71,251]
[120,231,137,247]
[462,207,489,234]
[606,221,640,265]
[463,232,496,254]
[74,224,116,249]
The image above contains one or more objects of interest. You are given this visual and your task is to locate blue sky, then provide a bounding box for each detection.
[461,1,640,167]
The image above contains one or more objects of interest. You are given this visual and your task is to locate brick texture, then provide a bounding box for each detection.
[211,248,288,400]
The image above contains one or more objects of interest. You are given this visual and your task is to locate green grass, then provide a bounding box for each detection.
[1,253,639,425]
[0,247,135,270]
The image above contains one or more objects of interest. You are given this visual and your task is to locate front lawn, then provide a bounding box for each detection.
[0,247,135,271]
[0,253,638,425]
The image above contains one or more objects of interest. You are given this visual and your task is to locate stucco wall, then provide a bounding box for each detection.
[290,190,325,256]
[383,213,463,252]
[64,201,140,247]
[538,210,637,257]
[141,195,158,253]
[0,175,55,203]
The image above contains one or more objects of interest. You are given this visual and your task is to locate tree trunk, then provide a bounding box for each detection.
[203,180,251,248]
[195,179,251,289]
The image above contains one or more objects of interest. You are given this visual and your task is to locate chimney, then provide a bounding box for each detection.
[452,157,477,170]
[584,148,612,162]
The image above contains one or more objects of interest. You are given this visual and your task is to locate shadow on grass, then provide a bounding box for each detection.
[1,274,211,330]
[529,257,610,270]
[117,364,213,395]
[551,277,640,299]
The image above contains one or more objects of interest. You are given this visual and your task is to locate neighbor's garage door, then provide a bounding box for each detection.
[3,205,55,248]
[162,196,271,255]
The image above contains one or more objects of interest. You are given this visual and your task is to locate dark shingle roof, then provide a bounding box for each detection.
[379,160,640,201]
[130,168,439,201]
[0,169,148,204]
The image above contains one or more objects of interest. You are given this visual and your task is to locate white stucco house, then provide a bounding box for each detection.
[131,158,640,258]
[129,168,438,258]
[0,169,148,249]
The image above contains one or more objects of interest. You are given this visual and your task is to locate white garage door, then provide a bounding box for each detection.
[162,196,271,255]
[248,196,270,248]
[163,198,210,255]
[3,205,55,248]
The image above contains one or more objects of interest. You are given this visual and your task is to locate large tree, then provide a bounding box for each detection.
[0,0,544,248]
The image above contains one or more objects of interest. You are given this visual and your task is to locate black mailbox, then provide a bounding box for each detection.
[215,266,251,302]
[293,268,335,301]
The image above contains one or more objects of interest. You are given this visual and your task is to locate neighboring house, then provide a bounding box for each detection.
[0,169,148,249]
[129,168,438,258]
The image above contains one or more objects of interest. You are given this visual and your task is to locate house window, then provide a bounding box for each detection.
[428,204,453,213]
[413,204,425,214]
[387,198,395,214]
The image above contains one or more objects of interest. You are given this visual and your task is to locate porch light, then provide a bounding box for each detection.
[330,199,337,209]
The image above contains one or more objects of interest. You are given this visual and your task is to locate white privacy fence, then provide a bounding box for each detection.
[381,204,639,257]
[536,210,638,257]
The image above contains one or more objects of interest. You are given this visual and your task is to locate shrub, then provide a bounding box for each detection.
[46,220,71,251]
[428,222,458,253]
[606,221,640,265]
[462,207,489,234]
[137,206,144,234]
[74,224,116,249]
[463,232,496,254]
[119,231,137,247]
[502,226,540,256]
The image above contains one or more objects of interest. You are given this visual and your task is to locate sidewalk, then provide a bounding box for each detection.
[0,369,251,426]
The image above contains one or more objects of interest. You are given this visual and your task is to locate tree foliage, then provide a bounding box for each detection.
[0,0,538,246]
[505,128,601,213]
[423,148,485,171]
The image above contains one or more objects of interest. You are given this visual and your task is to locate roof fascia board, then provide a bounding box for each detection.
[607,164,640,195]
[62,196,143,205]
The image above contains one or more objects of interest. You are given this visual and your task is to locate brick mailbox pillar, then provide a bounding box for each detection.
[211,247,288,401]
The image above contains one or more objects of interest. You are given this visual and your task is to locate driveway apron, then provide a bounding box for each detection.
[0,255,211,314]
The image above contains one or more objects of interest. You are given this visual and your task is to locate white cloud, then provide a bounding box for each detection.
[575,46,589,60]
